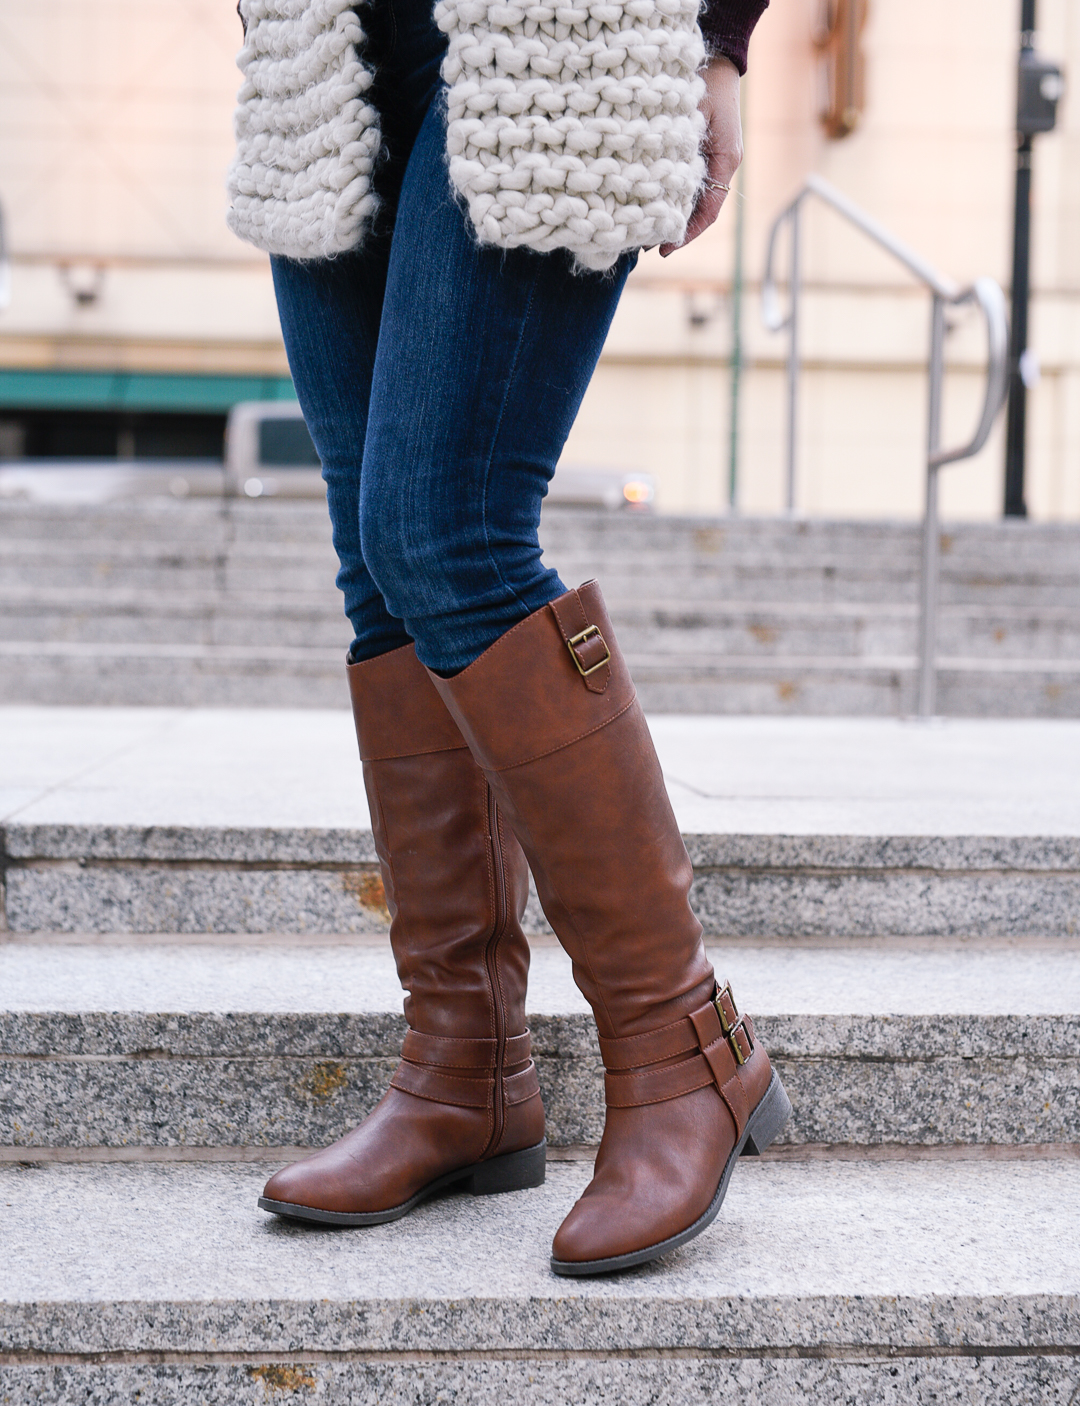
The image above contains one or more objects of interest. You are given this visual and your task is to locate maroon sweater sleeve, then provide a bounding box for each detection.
[698,0,769,73]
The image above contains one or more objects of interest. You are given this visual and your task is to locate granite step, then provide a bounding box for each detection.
[5,538,1078,608]
[2,935,1078,1152]
[0,1155,1077,1404]
[5,642,1080,714]
[3,502,1078,715]
[3,497,1079,569]
[6,590,1080,661]
[5,709,1079,937]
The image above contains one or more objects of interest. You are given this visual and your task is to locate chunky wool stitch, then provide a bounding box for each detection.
[226,0,706,269]
[227,0,381,259]
[436,0,706,271]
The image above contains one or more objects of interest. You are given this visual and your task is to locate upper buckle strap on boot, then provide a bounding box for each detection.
[599,985,756,1134]
[549,589,612,694]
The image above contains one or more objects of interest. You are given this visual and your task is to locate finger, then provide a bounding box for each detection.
[659,180,727,256]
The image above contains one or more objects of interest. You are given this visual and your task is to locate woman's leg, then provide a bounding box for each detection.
[259,0,547,1231]
[268,0,448,662]
[358,98,637,675]
[349,86,788,1276]
[271,251,408,661]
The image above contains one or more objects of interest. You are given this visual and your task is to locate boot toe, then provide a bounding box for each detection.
[552,1192,633,1266]
[262,1153,328,1210]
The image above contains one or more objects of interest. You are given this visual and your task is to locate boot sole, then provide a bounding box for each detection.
[258,1138,547,1227]
[550,1072,792,1277]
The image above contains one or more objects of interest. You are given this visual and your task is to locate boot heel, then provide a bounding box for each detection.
[741,1073,792,1156]
[468,1139,547,1195]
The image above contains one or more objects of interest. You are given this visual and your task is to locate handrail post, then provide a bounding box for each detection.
[917,293,947,717]
[761,180,1008,712]
[785,200,802,513]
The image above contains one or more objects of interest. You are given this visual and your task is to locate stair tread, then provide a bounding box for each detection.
[1,1159,1076,1350]
[3,938,1079,1022]
[5,707,1079,840]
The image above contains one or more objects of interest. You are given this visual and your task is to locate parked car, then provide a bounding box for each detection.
[224,400,322,499]
[0,400,655,511]
[225,402,655,510]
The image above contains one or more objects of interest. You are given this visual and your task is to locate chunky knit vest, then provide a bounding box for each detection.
[227,0,706,273]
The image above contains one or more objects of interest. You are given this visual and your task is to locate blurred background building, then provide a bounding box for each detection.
[0,0,1076,518]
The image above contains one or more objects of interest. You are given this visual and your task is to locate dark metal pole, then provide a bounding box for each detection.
[1003,0,1036,517]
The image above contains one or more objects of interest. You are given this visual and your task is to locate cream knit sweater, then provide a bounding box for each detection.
[227,0,706,272]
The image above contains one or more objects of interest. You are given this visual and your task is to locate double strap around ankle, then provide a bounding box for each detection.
[390,1029,540,1109]
[599,985,756,1137]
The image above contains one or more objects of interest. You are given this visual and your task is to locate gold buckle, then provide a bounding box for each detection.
[715,983,752,1065]
[567,625,611,677]
[728,1020,753,1066]
[714,981,739,1036]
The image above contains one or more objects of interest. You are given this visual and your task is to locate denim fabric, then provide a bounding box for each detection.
[270,0,636,673]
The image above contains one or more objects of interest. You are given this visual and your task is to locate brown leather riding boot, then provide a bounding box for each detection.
[259,643,546,1225]
[429,581,790,1273]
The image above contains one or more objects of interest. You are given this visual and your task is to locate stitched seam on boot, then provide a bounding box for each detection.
[360,741,471,763]
[433,601,557,679]
[489,802,515,1154]
[494,696,636,774]
[479,774,500,1155]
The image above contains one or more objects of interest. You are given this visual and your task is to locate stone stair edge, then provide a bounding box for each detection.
[4,497,1079,529]
[7,587,1080,622]
[6,823,1079,869]
[5,535,1078,570]
[1,1160,1077,1361]
[3,1009,1078,1060]
[7,643,1080,675]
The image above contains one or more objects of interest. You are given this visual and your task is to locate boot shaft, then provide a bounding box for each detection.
[428,582,714,1040]
[348,644,530,1038]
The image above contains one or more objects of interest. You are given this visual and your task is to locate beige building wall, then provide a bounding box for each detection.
[0,0,1076,517]
[0,0,283,376]
[567,0,1080,519]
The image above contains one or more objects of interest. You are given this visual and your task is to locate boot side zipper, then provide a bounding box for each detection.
[484,784,508,1155]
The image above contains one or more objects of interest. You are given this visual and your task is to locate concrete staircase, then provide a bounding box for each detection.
[2,708,1079,1402]
[2,499,1079,714]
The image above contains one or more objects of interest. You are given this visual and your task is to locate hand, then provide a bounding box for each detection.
[660,55,743,257]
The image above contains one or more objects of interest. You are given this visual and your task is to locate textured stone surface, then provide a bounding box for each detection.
[1,1160,1077,1354]
[1,1357,1077,1405]
[2,942,1079,1148]
[688,868,1080,937]
[7,939,1080,1017]
[9,851,1080,936]
[8,833,1080,938]
[7,708,1080,934]
[4,864,394,936]
[4,502,1080,716]
[3,1038,1077,1149]
[8,709,1080,836]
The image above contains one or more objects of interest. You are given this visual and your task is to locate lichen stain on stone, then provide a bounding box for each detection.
[342,869,390,920]
[248,1363,318,1394]
[305,1059,349,1102]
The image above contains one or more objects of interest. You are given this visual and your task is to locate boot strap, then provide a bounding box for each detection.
[550,588,612,694]
[600,991,756,1135]
[401,1028,532,1070]
[391,1054,540,1109]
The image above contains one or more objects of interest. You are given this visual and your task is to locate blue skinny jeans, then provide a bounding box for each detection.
[270,0,636,674]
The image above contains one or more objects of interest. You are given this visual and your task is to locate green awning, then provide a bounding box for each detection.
[0,368,297,413]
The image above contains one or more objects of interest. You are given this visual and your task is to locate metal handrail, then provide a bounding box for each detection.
[761,173,1009,716]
